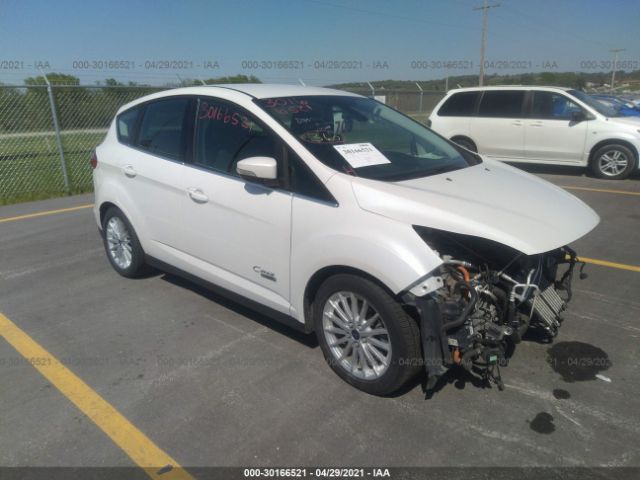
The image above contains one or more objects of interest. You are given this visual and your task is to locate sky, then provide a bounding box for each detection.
[1,0,639,86]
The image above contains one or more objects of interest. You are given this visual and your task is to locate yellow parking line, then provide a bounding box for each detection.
[560,185,640,196]
[0,204,94,224]
[0,312,193,480]
[576,256,640,273]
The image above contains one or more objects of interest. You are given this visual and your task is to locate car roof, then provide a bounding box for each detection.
[445,85,572,94]
[116,84,361,114]
[204,83,359,99]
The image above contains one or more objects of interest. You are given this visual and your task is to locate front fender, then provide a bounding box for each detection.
[289,200,442,321]
[586,133,640,161]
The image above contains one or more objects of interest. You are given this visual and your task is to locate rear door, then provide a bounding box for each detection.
[117,97,191,252]
[524,90,588,163]
[469,90,526,160]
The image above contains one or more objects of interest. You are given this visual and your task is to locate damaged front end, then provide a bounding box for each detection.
[408,226,586,393]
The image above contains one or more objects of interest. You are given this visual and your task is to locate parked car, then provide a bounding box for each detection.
[591,94,640,117]
[93,85,599,395]
[428,86,640,179]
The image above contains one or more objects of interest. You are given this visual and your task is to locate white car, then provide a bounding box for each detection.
[93,85,599,395]
[428,86,640,179]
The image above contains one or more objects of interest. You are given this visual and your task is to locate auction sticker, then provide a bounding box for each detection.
[333,143,390,169]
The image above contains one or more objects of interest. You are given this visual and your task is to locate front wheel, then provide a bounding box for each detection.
[589,144,637,179]
[313,274,422,396]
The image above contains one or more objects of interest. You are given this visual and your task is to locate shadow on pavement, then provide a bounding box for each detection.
[160,272,319,349]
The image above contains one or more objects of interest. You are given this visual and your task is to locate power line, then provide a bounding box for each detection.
[497,3,611,50]
[473,0,500,86]
[303,0,479,31]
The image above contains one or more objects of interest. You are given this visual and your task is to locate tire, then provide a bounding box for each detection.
[313,274,422,396]
[589,143,637,179]
[101,207,148,278]
[451,136,477,153]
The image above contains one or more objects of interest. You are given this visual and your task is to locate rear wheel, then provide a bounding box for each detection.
[313,274,422,396]
[101,207,147,278]
[589,144,636,179]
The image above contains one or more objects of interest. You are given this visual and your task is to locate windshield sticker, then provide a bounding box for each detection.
[333,143,390,169]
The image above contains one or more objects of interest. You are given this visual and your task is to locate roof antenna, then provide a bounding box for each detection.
[298,78,306,86]
[198,77,207,86]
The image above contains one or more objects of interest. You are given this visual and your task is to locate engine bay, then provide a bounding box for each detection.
[411,226,586,393]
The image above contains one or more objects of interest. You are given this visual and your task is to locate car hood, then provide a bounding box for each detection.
[350,159,600,255]
[606,115,640,126]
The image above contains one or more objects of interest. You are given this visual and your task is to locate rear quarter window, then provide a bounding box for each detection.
[116,108,140,145]
[438,92,479,117]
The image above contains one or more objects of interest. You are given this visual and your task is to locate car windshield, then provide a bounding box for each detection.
[255,95,480,181]
[569,90,619,117]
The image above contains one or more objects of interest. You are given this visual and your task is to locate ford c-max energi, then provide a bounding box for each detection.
[429,86,640,179]
[93,85,599,395]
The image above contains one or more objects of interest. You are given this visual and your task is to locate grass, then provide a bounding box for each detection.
[0,131,105,205]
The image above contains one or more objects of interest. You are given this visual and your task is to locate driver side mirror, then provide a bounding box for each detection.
[571,111,586,123]
[236,156,278,185]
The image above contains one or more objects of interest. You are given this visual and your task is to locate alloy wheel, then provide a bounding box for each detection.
[105,216,133,270]
[322,291,392,380]
[598,149,629,177]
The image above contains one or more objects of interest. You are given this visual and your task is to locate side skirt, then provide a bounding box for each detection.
[145,255,313,335]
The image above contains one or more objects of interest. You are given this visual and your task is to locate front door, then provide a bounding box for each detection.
[524,91,588,163]
[179,98,292,314]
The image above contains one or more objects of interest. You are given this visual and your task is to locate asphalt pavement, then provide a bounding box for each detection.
[0,166,639,472]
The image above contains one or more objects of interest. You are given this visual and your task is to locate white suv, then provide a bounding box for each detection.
[429,86,640,179]
[93,85,599,395]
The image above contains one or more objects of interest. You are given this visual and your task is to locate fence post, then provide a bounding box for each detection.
[42,73,70,193]
[416,82,424,112]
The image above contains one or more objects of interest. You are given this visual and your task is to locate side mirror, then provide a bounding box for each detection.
[236,157,278,182]
[571,111,586,123]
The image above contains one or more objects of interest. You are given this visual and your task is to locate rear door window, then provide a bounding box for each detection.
[136,97,191,160]
[478,91,525,118]
[438,92,479,117]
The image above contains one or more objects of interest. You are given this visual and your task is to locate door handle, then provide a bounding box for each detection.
[529,121,543,127]
[187,187,209,204]
[511,121,522,126]
[122,165,137,178]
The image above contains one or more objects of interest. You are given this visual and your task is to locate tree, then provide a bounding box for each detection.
[201,74,262,84]
[24,73,81,86]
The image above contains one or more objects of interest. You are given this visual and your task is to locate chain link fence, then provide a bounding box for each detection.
[0,84,444,205]
[0,85,162,204]
[340,88,445,123]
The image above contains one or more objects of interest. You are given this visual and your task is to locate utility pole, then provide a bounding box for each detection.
[474,0,500,86]
[610,48,625,92]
